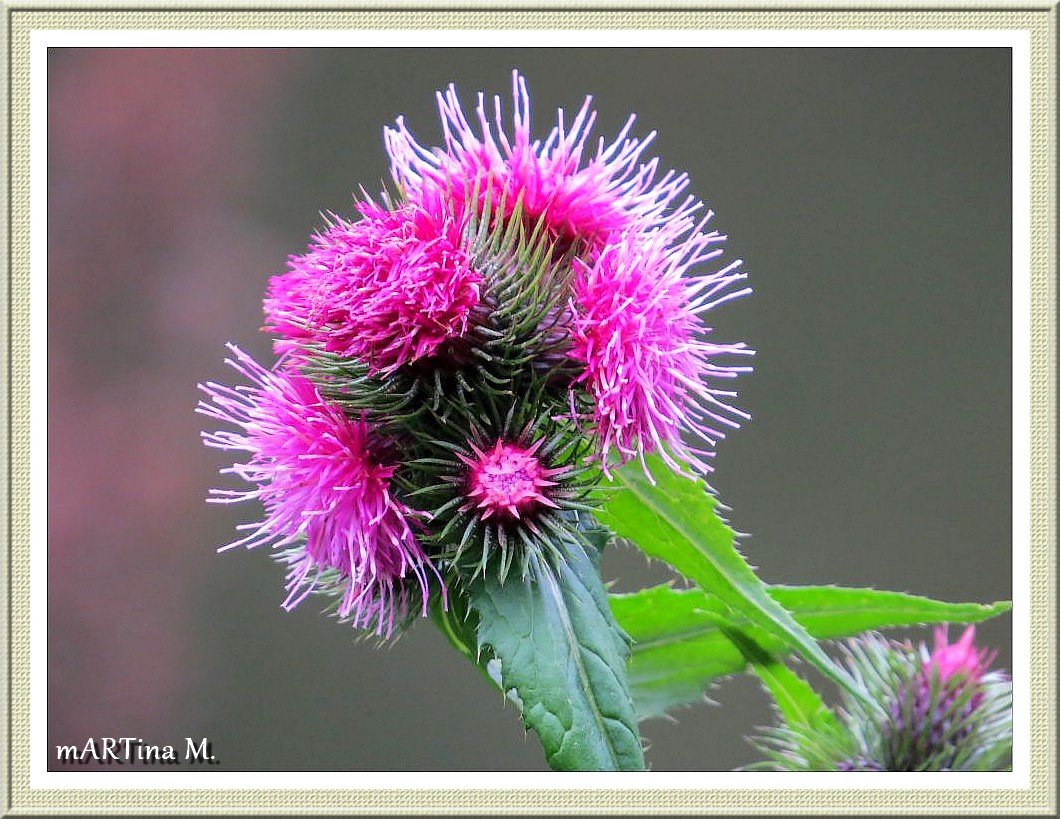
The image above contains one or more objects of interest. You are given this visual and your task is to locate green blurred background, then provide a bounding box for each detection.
[48,47,1013,771]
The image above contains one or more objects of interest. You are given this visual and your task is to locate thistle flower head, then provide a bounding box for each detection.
[197,344,441,637]
[459,438,562,521]
[264,192,481,376]
[385,70,698,250]
[747,629,1012,772]
[878,625,1002,770]
[569,229,753,479]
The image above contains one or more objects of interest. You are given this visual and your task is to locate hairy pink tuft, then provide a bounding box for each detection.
[929,625,997,686]
[264,193,481,375]
[385,70,699,249]
[197,344,442,636]
[569,227,753,480]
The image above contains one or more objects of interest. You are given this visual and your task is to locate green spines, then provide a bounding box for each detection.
[400,399,601,588]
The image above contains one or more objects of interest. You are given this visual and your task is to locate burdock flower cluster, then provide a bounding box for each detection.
[198,72,752,637]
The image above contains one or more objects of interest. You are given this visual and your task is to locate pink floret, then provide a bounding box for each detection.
[569,227,753,480]
[264,194,481,376]
[197,344,443,636]
[929,625,996,686]
[385,70,699,249]
[458,438,562,522]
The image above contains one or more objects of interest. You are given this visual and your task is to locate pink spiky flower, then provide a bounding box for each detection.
[928,625,996,686]
[385,70,698,250]
[755,628,1011,771]
[884,625,1005,768]
[264,192,481,376]
[569,227,754,480]
[458,438,564,522]
[197,344,442,637]
[899,625,998,731]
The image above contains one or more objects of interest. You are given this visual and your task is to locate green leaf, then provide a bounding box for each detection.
[610,584,744,719]
[610,583,1011,720]
[723,627,838,732]
[468,537,646,771]
[768,585,1012,638]
[597,455,871,711]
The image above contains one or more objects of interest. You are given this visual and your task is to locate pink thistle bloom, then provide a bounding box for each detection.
[264,193,481,376]
[458,439,563,522]
[197,344,442,637]
[385,70,699,249]
[927,625,997,687]
[569,226,753,480]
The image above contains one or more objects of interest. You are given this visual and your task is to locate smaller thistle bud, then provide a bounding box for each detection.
[401,393,602,585]
[928,624,996,685]
[459,439,562,521]
[884,625,1002,771]
[747,628,1012,772]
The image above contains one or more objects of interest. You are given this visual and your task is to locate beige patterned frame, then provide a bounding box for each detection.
[2,3,1055,815]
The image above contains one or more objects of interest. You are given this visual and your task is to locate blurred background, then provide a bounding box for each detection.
[47,47,1013,772]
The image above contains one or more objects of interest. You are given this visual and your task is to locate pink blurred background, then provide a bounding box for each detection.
[48,48,309,758]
